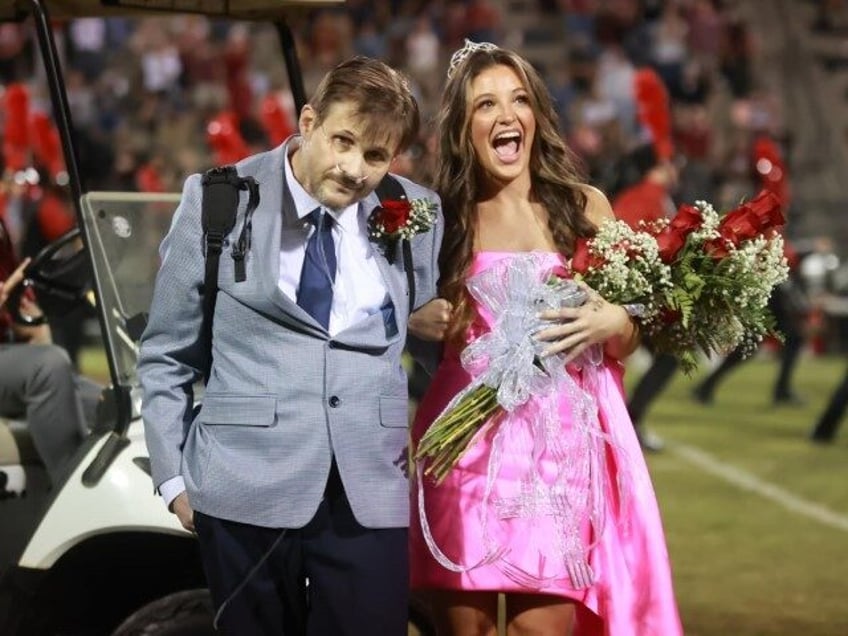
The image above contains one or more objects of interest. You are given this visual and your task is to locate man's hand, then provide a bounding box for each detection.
[0,257,30,308]
[170,491,196,532]
[408,298,453,342]
[11,297,51,344]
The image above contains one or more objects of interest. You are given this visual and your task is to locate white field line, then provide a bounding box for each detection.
[668,441,848,533]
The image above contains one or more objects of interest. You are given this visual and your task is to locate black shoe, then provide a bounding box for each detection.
[810,431,835,445]
[692,385,713,405]
[773,392,806,407]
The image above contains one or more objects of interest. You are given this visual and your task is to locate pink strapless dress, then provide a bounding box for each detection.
[410,252,682,635]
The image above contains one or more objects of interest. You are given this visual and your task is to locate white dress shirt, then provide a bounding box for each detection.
[160,146,390,509]
[280,146,389,335]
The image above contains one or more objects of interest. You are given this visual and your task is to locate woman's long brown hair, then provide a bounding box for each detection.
[435,47,596,346]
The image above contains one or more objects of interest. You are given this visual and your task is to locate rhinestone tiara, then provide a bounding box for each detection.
[446,39,500,80]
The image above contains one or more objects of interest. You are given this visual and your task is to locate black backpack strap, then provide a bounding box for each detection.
[374,174,416,313]
[200,165,260,382]
[231,176,260,283]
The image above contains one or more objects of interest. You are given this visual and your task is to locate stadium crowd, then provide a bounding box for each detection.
[2,0,838,367]
[1,0,786,211]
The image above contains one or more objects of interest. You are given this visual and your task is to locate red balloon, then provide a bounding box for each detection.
[206,111,250,165]
[633,68,673,161]
[259,93,295,146]
[3,83,30,170]
[29,111,65,178]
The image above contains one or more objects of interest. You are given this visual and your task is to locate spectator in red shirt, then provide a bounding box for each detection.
[611,143,677,228]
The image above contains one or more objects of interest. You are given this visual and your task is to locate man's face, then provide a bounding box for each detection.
[293,101,400,212]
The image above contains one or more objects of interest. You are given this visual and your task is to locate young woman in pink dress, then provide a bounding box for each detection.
[410,42,683,635]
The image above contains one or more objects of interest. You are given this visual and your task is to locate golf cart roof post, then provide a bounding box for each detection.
[4,0,340,443]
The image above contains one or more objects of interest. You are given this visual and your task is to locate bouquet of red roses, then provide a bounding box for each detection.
[571,189,790,372]
[415,191,789,484]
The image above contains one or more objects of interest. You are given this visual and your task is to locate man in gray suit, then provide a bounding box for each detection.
[138,57,448,635]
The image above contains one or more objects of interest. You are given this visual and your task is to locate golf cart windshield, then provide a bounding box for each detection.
[7,0,341,436]
[80,192,181,389]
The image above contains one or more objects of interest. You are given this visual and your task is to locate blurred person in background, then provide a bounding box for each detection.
[810,358,848,444]
[693,132,807,406]
[611,67,678,453]
[612,142,679,452]
[0,213,99,487]
[18,168,90,369]
[810,362,848,443]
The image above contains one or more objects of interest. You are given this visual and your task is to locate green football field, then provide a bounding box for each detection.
[82,349,847,634]
[407,353,848,636]
[631,353,847,636]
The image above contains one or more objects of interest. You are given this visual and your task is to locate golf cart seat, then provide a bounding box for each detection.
[0,418,41,467]
[0,418,39,498]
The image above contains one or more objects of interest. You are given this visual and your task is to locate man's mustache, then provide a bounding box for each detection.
[334,165,368,188]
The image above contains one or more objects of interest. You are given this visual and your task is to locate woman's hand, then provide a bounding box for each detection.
[0,257,30,308]
[534,282,638,363]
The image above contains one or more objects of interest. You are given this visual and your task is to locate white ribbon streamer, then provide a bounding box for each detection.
[418,253,632,589]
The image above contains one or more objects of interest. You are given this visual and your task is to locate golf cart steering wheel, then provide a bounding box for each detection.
[9,228,91,326]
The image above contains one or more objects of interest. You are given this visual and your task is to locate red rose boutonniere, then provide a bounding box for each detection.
[369,197,438,261]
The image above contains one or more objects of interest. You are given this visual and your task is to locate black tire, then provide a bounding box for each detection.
[112,587,436,635]
[408,594,437,636]
[111,589,215,636]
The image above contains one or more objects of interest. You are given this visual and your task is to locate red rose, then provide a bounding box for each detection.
[655,227,686,263]
[548,264,569,280]
[669,204,703,234]
[377,200,411,234]
[718,208,760,246]
[704,238,729,260]
[743,189,785,231]
[659,307,682,324]
[570,238,592,274]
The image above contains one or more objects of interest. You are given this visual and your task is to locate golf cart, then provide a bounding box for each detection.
[0,1,434,633]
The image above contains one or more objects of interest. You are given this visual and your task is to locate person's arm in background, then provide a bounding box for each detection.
[0,258,30,307]
[1,258,52,345]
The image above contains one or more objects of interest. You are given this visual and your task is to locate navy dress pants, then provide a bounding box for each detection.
[194,465,409,635]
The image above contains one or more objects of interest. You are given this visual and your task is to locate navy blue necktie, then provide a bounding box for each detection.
[297,208,336,329]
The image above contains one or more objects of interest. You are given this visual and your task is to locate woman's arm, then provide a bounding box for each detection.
[583,186,640,359]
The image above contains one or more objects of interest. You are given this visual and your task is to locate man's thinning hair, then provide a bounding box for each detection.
[309,56,420,152]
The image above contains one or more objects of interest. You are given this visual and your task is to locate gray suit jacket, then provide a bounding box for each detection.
[138,140,443,529]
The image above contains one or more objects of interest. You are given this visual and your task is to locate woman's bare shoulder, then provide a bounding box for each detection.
[579,184,615,228]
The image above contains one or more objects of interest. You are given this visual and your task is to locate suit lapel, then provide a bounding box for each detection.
[246,141,327,337]
[361,191,406,322]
